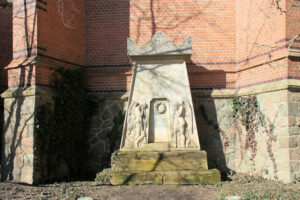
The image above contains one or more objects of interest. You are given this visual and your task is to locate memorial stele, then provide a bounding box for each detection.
[98,32,220,185]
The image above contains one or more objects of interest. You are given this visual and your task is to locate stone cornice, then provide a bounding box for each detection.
[2,80,300,99]
[127,32,192,58]
[192,79,300,98]
[1,86,54,98]
[87,79,300,100]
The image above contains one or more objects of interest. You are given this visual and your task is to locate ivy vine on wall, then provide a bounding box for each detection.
[232,95,278,179]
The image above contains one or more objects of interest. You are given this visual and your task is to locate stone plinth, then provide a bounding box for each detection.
[97,150,220,185]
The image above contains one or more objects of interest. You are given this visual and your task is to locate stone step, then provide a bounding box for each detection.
[111,151,209,172]
[107,169,220,185]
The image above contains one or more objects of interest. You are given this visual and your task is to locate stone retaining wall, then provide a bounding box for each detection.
[87,89,299,183]
[195,90,292,182]
[1,87,298,184]
[86,98,125,175]
[288,90,300,181]
[1,96,35,184]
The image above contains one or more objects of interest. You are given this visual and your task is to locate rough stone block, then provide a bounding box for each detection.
[101,108,113,120]
[12,168,21,181]
[278,171,291,183]
[290,148,300,160]
[4,144,11,155]
[279,104,289,117]
[99,149,220,185]
[4,131,13,143]
[13,153,24,169]
[290,126,300,136]
[20,137,34,154]
[139,143,170,152]
[293,172,300,181]
[20,166,33,184]
[289,117,297,127]
[289,102,300,117]
[25,125,34,137]
[162,169,220,185]
[277,160,291,173]
[110,102,122,116]
[109,171,164,185]
[278,136,290,148]
[290,161,299,173]
[274,117,288,127]
[274,127,289,137]
[289,92,300,102]
[278,148,290,159]
[22,114,34,125]
[290,136,299,148]
[23,154,34,167]
[214,99,227,111]
[113,151,209,172]
[107,169,220,185]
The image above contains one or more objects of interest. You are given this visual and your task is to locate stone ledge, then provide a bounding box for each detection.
[1,86,54,99]
[92,79,300,101]
[91,92,128,100]
[289,49,300,58]
[192,79,300,98]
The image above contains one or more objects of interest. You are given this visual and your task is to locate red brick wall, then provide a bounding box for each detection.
[38,0,84,66]
[86,0,298,92]
[85,0,130,66]
[85,0,236,92]
[6,0,84,88]
[36,0,84,86]
[235,0,288,88]
[85,0,130,92]
[0,6,11,91]
[6,0,37,88]
[286,0,300,79]
[12,0,37,61]
[5,0,299,91]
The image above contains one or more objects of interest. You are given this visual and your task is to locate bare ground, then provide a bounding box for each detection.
[0,174,299,200]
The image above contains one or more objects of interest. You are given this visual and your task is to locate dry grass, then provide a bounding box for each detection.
[0,174,299,200]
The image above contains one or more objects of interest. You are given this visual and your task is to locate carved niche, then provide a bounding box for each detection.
[149,99,171,143]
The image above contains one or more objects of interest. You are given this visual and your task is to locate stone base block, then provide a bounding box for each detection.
[112,150,209,171]
[108,169,220,185]
[97,150,220,185]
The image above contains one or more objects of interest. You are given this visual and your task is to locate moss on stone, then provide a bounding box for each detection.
[96,151,220,185]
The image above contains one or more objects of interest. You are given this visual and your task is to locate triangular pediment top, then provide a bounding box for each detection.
[127,32,192,57]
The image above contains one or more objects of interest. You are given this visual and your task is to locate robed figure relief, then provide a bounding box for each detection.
[126,102,148,148]
[173,101,197,148]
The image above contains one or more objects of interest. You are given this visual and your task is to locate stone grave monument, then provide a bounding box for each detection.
[98,32,220,185]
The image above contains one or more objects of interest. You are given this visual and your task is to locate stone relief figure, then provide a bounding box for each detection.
[174,103,187,148]
[173,101,197,148]
[127,102,148,148]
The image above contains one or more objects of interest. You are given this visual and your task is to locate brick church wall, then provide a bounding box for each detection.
[36,0,84,86]
[84,0,300,183]
[0,4,12,182]
[0,6,11,92]
[1,0,299,183]
[85,0,236,92]
[1,0,85,184]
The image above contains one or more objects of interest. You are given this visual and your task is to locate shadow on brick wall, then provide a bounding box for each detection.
[189,62,232,180]
[0,6,12,172]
